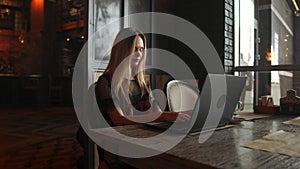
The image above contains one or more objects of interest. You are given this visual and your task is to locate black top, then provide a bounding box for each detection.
[95,74,155,126]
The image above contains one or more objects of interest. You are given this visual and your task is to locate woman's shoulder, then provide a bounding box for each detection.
[97,74,110,85]
[95,74,113,100]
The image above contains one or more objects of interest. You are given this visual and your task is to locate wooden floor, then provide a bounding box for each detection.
[0,107,84,169]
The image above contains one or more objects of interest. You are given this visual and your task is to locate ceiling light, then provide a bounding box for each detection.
[292,0,299,11]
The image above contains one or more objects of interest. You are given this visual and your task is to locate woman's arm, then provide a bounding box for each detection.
[149,104,191,122]
[98,76,191,126]
[108,107,191,126]
[159,111,191,122]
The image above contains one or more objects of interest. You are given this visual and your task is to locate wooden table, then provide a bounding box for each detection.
[90,115,300,169]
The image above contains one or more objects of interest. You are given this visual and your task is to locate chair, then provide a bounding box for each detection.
[48,74,63,106]
[166,80,199,112]
[76,82,105,169]
[21,75,41,106]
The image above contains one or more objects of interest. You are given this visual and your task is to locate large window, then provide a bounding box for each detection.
[235,0,299,110]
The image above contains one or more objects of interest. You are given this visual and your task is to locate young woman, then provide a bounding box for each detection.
[95,27,192,169]
[96,27,190,127]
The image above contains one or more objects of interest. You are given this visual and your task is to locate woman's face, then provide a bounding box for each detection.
[131,36,144,67]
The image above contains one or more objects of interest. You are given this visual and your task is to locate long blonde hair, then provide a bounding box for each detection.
[103,28,150,115]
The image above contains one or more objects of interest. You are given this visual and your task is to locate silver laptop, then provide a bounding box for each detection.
[146,74,247,133]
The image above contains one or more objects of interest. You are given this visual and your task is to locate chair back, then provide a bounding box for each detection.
[166,80,199,112]
[22,75,40,90]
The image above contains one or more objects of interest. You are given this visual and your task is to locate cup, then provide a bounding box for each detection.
[261,96,268,106]
[266,97,274,107]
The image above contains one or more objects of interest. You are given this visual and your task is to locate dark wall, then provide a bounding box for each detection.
[175,0,225,81]
[294,16,300,93]
[175,1,224,58]
[152,0,227,85]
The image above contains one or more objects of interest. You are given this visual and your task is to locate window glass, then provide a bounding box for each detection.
[239,0,255,67]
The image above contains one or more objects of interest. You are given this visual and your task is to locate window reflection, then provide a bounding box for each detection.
[271,0,294,66]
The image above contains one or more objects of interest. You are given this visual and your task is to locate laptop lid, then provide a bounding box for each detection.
[189,74,247,132]
[147,74,246,133]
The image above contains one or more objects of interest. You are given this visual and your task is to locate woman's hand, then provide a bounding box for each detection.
[176,112,191,122]
[161,112,191,122]
[180,110,193,116]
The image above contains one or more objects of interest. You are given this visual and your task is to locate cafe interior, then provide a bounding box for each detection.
[1,0,300,169]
